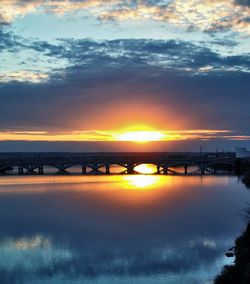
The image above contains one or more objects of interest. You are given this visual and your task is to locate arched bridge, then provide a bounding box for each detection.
[0,152,238,176]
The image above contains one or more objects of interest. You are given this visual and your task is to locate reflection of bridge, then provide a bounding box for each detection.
[0,152,238,175]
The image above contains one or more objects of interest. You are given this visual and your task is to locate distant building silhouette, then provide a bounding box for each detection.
[235,147,250,158]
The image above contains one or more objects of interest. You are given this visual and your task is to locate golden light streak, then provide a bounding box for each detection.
[0,71,49,83]
[0,129,248,142]
[121,175,164,189]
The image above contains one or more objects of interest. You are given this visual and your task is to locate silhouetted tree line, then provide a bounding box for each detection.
[215,173,250,283]
[214,222,250,283]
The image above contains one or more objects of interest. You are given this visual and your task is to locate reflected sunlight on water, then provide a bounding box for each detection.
[0,175,249,284]
[0,174,236,196]
[121,175,163,189]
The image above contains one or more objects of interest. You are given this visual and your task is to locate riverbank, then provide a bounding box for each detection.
[214,222,250,283]
[242,172,250,188]
[214,173,250,283]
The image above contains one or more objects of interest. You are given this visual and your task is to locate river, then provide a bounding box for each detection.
[0,174,249,284]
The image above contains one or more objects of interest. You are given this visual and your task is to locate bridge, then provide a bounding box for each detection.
[0,152,238,176]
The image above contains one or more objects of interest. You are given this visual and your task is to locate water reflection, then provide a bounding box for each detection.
[121,175,164,189]
[0,175,249,283]
[0,235,72,268]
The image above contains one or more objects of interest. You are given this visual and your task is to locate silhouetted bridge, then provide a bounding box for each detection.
[0,152,238,175]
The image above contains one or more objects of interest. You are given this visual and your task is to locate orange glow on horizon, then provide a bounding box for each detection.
[0,128,242,142]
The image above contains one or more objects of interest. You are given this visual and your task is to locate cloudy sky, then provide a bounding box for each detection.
[0,0,249,151]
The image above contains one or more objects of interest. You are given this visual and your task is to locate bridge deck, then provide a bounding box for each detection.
[0,152,237,175]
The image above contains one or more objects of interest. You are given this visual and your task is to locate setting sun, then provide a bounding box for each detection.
[116,131,167,143]
[134,164,157,174]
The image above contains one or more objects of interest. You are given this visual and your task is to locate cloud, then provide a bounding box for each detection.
[0,0,116,24]
[98,0,250,33]
[0,38,249,136]
[0,0,249,34]
[0,70,49,83]
[0,29,23,52]
[0,32,68,84]
[235,0,250,6]
[0,0,39,24]
[33,38,249,74]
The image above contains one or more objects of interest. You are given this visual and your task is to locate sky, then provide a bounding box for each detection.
[0,0,250,151]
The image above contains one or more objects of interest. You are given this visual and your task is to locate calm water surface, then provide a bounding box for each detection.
[0,174,249,284]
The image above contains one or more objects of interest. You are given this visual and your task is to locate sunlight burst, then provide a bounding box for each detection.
[122,175,163,189]
[134,164,157,174]
[116,131,166,143]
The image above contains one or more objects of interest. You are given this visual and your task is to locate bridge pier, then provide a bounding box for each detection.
[25,165,38,175]
[105,164,110,174]
[126,163,135,174]
[163,168,168,175]
[18,166,24,175]
[200,162,205,175]
[82,165,87,174]
[184,165,188,175]
[163,164,169,175]
[38,165,44,175]
[89,163,101,175]
[56,164,69,175]
[157,165,161,174]
[213,166,217,174]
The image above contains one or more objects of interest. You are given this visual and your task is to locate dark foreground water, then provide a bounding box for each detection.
[0,175,249,284]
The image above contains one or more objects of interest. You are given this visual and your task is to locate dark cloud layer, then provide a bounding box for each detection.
[0,30,23,52]
[0,38,249,136]
[235,0,250,6]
